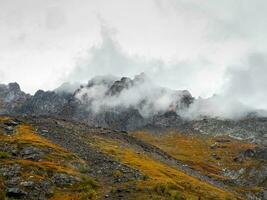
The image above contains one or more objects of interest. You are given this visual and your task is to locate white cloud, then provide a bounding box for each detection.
[223,53,267,110]
[0,0,266,108]
[75,73,189,118]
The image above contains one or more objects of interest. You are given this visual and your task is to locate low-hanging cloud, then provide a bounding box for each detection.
[64,23,267,120]
[66,23,224,98]
[0,70,4,82]
[183,95,253,120]
[183,53,267,119]
[223,53,267,110]
[74,73,191,118]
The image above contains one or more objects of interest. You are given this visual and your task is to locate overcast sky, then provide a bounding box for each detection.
[0,0,267,109]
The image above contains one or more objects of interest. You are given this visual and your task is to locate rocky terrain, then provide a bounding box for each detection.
[0,83,30,115]
[0,74,194,131]
[0,117,99,200]
[0,115,265,199]
[0,75,266,145]
[0,75,266,199]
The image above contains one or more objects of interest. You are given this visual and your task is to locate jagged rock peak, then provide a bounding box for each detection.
[108,77,133,96]
[0,82,30,114]
[8,82,21,92]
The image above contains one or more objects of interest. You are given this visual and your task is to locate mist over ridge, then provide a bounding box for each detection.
[0,2,267,200]
[49,24,265,120]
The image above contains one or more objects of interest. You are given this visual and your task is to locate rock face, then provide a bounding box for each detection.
[0,77,193,130]
[107,77,133,96]
[18,90,70,116]
[0,83,30,114]
[148,111,183,128]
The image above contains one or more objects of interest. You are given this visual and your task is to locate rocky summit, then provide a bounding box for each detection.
[0,74,195,130]
[0,83,30,115]
[0,75,266,200]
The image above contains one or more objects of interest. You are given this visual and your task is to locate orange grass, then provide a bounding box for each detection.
[131,131,257,174]
[92,136,240,200]
[0,117,99,200]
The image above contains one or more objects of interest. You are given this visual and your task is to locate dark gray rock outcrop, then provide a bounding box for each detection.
[18,90,70,115]
[0,82,30,114]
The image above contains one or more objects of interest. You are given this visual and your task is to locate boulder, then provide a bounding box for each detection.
[6,187,27,198]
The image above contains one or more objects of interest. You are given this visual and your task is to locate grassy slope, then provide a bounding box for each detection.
[0,117,99,200]
[0,116,256,199]
[131,130,263,195]
[88,135,240,200]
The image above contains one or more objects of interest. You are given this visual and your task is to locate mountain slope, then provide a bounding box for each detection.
[0,113,266,199]
[0,75,194,131]
[16,115,265,199]
[0,117,99,200]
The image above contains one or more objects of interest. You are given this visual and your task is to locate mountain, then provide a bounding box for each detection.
[0,83,30,115]
[18,90,71,116]
[0,75,267,145]
[0,75,266,199]
[59,73,194,130]
[1,74,194,130]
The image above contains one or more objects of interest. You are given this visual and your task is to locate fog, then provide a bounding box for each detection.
[224,53,267,110]
[74,73,190,118]
[64,24,267,119]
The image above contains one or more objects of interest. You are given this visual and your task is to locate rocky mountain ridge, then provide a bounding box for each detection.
[0,76,266,199]
[0,74,194,130]
[0,75,267,146]
[0,83,30,115]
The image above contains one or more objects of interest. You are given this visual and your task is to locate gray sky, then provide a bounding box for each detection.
[0,0,267,109]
